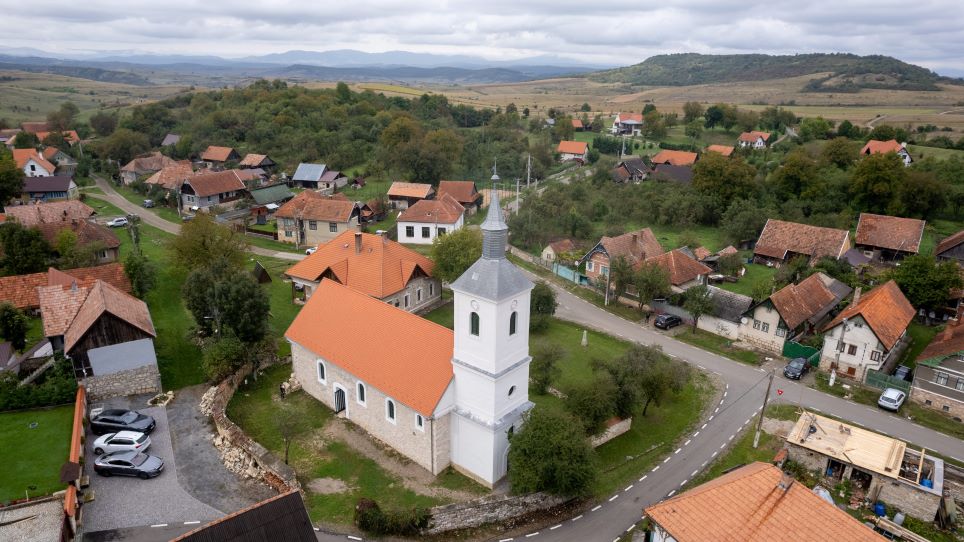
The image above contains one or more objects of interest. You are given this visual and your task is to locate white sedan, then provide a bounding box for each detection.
[92,430,151,455]
[305,246,318,255]
[106,217,128,228]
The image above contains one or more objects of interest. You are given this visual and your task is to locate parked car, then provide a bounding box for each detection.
[877,388,907,411]
[894,365,913,381]
[142,199,155,208]
[181,214,195,222]
[93,450,164,479]
[92,431,151,455]
[305,246,318,255]
[90,409,156,435]
[654,313,683,330]
[105,217,128,228]
[783,357,809,380]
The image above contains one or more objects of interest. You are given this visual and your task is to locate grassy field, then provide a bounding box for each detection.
[675,328,764,365]
[0,405,74,504]
[908,144,964,162]
[718,263,775,297]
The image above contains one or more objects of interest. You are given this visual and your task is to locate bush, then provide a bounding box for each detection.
[354,498,430,536]
[0,356,77,411]
[508,407,596,496]
[201,335,247,382]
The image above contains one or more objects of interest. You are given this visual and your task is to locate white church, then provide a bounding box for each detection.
[285,177,534,487]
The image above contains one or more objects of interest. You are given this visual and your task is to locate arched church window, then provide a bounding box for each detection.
[470,312,480,336]
[509,311,518,335]
[386,399,396,423]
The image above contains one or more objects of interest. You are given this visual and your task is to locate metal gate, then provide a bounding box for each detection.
[334,388,346,413]
[865,369,911,392]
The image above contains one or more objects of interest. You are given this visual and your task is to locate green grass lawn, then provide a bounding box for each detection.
[907,145,964,162]
[898,322,940,370]
[675,328,764,365]
[689,426,781,487]
[84,196,127,219]
[719,263,775,297]
[110,182,183,223]
[0,405,74,504]
[227,363,447,526]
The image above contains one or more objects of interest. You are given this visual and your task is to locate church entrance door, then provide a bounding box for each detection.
[334,387,346,414]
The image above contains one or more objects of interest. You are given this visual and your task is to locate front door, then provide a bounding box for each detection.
[334,388,346,414]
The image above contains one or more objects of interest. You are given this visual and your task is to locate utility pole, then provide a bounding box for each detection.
[526,153,531,189]
[515,177,520,215]
[753,370,774,449]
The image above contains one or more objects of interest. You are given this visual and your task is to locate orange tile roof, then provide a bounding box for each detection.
[387,182,435,199]
[184,170,246,197]
[616,113,643,123]
[35,130,79,144]
[0,263,129,310]
[275,190,357,222]
[692,246,711,260]
[549,239,576,254]
[4,200,95,227]
[38,284,88,337]
[239,153,270,167]
[738,130,771,143]
[285,279,454,417]
[936,229,964,257]
[855,213,924,253]
[145,161,195,190]
[645,462,882,542]
[705,144,734,156]
[643,249,711,286]
[651,149,698,166]
[63,280,155,351]
[717,245,738,256]
[21,121,49,133]
[754,219,850,262]
[200,145,237,162]
[571,119,583,129]
[120,152,178,174]
[41,147,61,161]
[285,231,435,298]
[917,321,964,363]
[437,180,481,205]
[397,193,464,224]
[861,139,904,155]
[12,148,56,174]
[556,140,588,155]
[823,280,914,350]
[35,219,120,250]
[769,272,838,330]
[597,228,663,265]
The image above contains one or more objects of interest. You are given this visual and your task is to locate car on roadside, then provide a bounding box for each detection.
[894,365,913,381]
[90,409,156,436]
[305,246,318,255]
[93,450,164,479]
[654,313,683,330]
[783,357,810,380]
[142,199,155,208]
[106,217,128,228]
[877,388,907,411]
[92,431,152,455]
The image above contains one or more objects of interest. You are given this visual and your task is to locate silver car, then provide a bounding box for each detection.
[877,388,906,411]
[92,430,151,455]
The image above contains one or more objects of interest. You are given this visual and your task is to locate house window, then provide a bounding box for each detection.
[870,350,882,362]
[943,405,950,412]
[509,311,517,335]
[404,294,410,308]
[308,220,317,230]
[283,218,293,227]
[847,344,857,356]
[752,319,761,330]
[417,289,422,302]
[386,399,396,423]
[30,164,36,172]
[422,226,430,238]
[925,399,932,406]
[415,414,424,431]
[587,261,594,272]
[955,378,964,392]
[470,312,480,336]
[329,222,338,232]
[357,382,366,405]
[406,226,415,238]
[601,266,609,276]
[316,360,327,385]
[936,372,949,386]
[761,322,770,333]
[775,328,786,338]
[438,227,447,235]
[285,231,292,237]
[429,283,435,296]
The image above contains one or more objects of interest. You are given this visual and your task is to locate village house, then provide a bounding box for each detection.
[571,118,584,131]
[387,181,435,210]
[4,200,95,227]
[911,321,964,419]
[0,263,130,312]
[119,152,178,185]
[611,157,649,183]
[739,272,852,354]
[145,161,195,192]
[649,163,694,184]
[20,121,49,134]
[238,153,276,172]
[42,147,77,176]
[35,130,80,146]
[582,228,663,284]
[695,286,753,340]
[699,245,739,271]
[861,139,913,166]
[737,130,771,149]
[650,149,698,167]
[705,144,734,156]
[396,193,465,245]
[753,219,850,267]
[200,145,240,168]
[284,230,440,312]
[854,213,925,263]
[286,189,534,487]
[644,461,882,542]
[935,229,964,266]
[21,176,79,203]
[291,163,327,189]
[541,239,576,263]
[437,180,482,214]
[248,183,294,210]
[172,490,315,542]
[275,190,360,247]
[13,148,56,177]
[35,219,121,264]
[786,411,945,521]
[644,249,711,293]
[180,170,247,211]
[556,140,589,162]
[610,112,643,135]
[818,280,914,381]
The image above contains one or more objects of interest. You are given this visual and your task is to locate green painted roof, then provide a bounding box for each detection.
[251,184,294,205]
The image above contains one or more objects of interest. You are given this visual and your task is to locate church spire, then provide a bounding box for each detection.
[481,169,508,260]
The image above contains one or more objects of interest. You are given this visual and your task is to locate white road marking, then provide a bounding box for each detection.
[746,418,753,425]
[652,466,660,472]
[347,538,363,542]
[627,525,636,533]
[701,461,707,467]
[684,439,692,445]
[720,443,726,449]
[708,415,714,421]
[714,407,719,413]
[625,484,634,492]
[550,524,562,530]
[668,490,676,497]
[723,391,728,398]
[499,538,514,542]
[691,469,699,477]
[592,505,603,512]
[150,524,168,528]
[675,448,682,454]
[701,423,707,429]
[572,515,583,522]
[639,475,648,482]
[729,434,735,441]
[711,451,718,458]
[525,532,540,538]
[609,495,619,502]
[693,431,699,437]
[663,456,671,463]
[183,521,201,525]
[680,479,687,486]
[314,528,320,532]
[698,365,705,370]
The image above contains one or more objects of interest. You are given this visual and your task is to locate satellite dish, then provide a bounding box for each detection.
[741,317,748,324]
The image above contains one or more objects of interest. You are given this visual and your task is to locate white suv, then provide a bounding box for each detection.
[92,431,152,455]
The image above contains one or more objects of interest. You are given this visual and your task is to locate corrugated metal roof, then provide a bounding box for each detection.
[292,163,326,182]
[250,184,294,205]
[173,490,315,542]
[88,338,157,376]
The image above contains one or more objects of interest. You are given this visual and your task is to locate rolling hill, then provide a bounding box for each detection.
[588,53,961,91]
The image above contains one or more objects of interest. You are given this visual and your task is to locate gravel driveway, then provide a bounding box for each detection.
[83,401,221,532]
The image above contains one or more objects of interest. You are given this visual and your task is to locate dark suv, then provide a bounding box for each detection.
[654,313,683,330]
[783,357,809,380]
[90,409,156,436]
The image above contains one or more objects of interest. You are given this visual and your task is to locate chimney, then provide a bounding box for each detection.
[354,231,362,254]
[777,470,794,492]
[632,233,638,244]
[852,287,862,305]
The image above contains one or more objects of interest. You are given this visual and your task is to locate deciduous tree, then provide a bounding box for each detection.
[563,374,617,435]
[0,223,50,276]
[429,227,481,283]
[0,302,29,351]
[682,284,714,332]
[889,255,963,309]
[530,341,565,395]
[169,213,248,271]
[0,152,25,206]
[633,262,670,315]
[507,407,596,496]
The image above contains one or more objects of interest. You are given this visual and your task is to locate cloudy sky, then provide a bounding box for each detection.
[3,0,963,74]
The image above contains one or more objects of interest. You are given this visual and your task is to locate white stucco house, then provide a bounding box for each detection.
[13,149,55,177]
[396,193,465,245]
[287,182,534,487]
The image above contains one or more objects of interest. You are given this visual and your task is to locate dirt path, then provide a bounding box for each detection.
[321,417,482,502]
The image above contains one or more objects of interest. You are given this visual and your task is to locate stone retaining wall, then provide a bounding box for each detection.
[423,492,573,535]
[83,364,160,401]
[591,418,632,448]
[200,361,300,494]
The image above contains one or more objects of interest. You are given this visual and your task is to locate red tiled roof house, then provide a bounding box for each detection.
[854,213,925,262]
[753,219,850,267]
[179,170,247,212]
[275,191,361,247]
[581,228,663,284]
[396,193,465,245]
[556,140,589,162]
